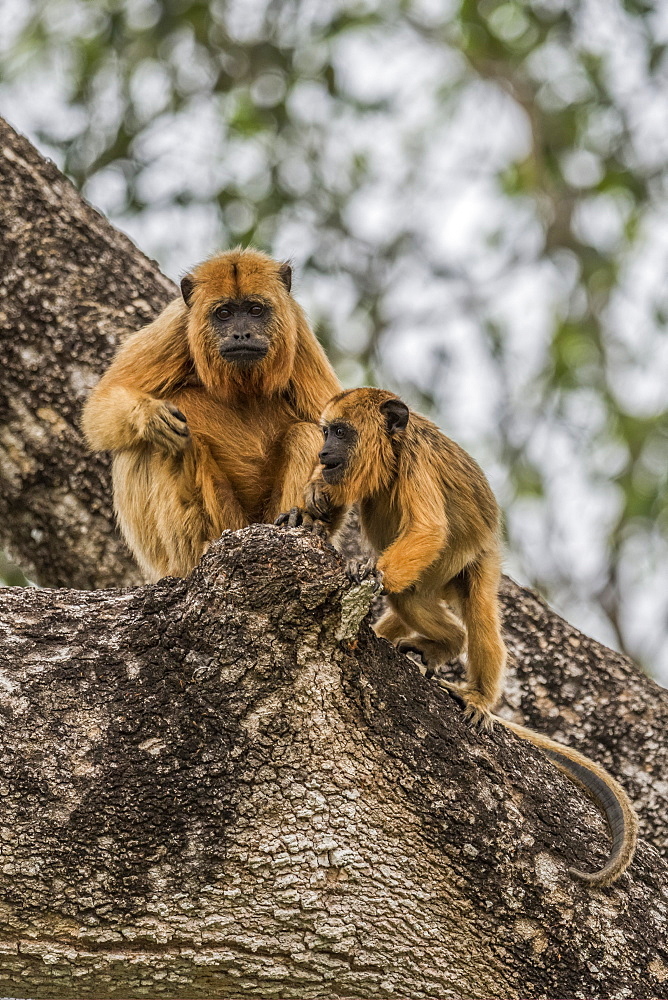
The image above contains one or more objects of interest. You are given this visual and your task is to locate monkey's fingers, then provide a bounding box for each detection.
[286,507,305,528]
[275,508,327,534]
[166,404,188,424]
[149,411,191,454]
[157,413,190,438]
[275,509,306,528]
[150,402,191,451]
[297,513,330,537]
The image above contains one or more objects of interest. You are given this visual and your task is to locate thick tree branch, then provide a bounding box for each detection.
[0,525,666,999]
[0,117,173,588]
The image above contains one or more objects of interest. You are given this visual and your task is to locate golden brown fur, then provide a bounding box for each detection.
[293,387,637,886]
[82,248,340,580]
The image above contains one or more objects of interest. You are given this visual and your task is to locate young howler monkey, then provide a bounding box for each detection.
[283,386,506,725]
[277,387,637,886]
[82,248,340,580]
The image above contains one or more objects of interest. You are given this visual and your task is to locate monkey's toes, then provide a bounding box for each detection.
[345,557,381,587]
[463,704,495,732]
[437,680,494,731]
[396,640,427,666]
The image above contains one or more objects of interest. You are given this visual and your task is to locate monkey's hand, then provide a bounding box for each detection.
[304,478,335,522]
[436,680,495,732]
[274,507,329,538]
[345,557,383,590]
[374,558,417,595]
[138,399,190,454]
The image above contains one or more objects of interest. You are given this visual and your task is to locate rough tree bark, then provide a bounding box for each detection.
[0,118,667,999]
[0,118,169,588]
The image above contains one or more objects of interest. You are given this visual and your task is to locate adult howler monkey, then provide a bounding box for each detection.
[83,248,340,579]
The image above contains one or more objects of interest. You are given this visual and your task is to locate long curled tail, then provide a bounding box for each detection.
[497,717,638,887]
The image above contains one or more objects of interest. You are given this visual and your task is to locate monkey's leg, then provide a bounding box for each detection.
[119,440,247,580]
[197,446,248,535]
[375,608,439,679]
[374,607,410,644]
[266,422,323,519]
[442,551,507,727]
[387,592,467,677]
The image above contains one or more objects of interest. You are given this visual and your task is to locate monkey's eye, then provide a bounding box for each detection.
[335,427,346,438]
[215,306,232,321]
[249,304,264,317]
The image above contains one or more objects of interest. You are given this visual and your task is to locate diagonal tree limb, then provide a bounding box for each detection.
[0,116,172,588]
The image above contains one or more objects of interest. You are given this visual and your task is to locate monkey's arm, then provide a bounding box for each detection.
[375,479,448,594]
[267,422,331,521]
[305,475,349,536]
[82,299,192,453]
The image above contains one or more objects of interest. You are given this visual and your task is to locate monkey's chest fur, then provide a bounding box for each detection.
[176,389,296,522]
[113,390,304,581]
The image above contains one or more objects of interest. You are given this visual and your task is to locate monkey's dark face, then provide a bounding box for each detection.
[319,421,357,483]
[211,298,272,366]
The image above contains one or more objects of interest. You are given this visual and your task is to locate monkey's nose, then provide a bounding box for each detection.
[233,331,251,340]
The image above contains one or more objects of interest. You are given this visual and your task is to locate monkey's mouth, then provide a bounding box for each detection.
[321,462,343,483]
[220,345,268,366]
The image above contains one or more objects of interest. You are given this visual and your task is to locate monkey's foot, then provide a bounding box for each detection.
[436,680,495,731]
[274,507,329,537]
[396,640,436,678]
[345,557,382,589]
[397,639,464,681]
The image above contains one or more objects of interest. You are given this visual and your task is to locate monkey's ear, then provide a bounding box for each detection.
[180,274,196,307]
[380,398,409,435]
[278,262,292,294]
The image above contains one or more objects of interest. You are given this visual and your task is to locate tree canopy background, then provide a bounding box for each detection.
[1,0,668,682]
